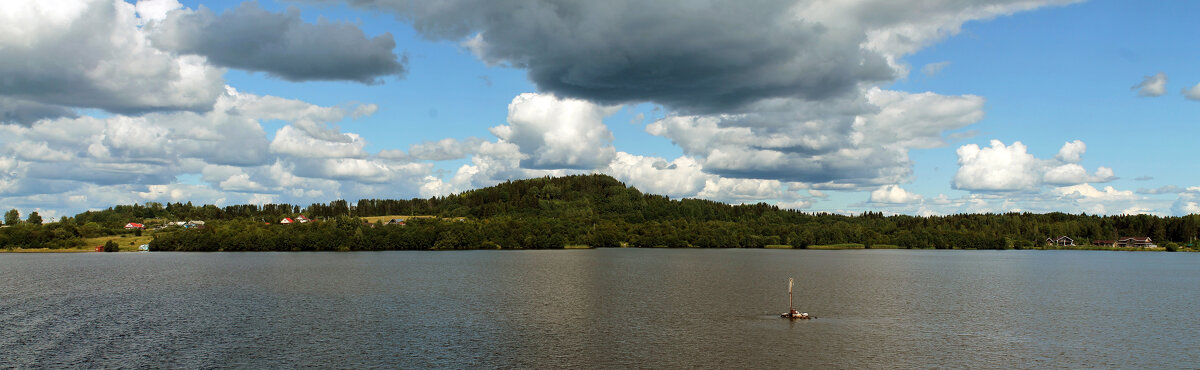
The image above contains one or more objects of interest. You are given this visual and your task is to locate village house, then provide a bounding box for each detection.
[296,215,310,223]
[1046,236,1075,246]
[280,218,294,224]
[124,222,145,229]
[164,220,205,229]
[1117,236,1155,248]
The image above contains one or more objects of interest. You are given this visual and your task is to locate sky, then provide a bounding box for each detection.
[2,0,1198,221]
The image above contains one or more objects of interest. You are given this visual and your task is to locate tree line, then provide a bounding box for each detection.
[3,174,1198,250]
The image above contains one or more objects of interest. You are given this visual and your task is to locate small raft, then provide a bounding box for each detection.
[781,278,812,319]
[781,311,811,320]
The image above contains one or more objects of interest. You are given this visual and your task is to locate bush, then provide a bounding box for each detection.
[1165,242,1178,252]
[103,240,119,252]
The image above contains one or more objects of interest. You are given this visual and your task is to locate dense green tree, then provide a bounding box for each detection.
[103,240,119,252]
[4,209,19,225]
[27,211,42,225]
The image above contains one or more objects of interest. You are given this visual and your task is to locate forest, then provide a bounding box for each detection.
[2,174,1197,251]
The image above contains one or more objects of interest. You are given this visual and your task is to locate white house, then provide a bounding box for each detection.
[1046,236,1075,246]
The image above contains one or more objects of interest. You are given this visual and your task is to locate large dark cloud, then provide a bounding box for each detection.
[149,2,407,84]
[311,0,1075,113]
[0,98,77,126]
[317,0,894,112]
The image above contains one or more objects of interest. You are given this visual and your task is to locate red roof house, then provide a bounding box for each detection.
[124,223,145,229]
[280,218,294,224]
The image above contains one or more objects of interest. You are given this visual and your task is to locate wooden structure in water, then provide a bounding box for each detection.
[781,277,811,320]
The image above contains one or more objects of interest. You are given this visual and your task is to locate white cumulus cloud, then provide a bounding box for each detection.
[1052,184,1137,201]
[953,140,1041,191]
[869,185,924,204]
[1055,140,1086,163]
[954,140,1115,191]
[491,93,618,170]
[269,126,368,159]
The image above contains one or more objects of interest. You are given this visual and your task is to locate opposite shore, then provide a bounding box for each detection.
[5,242,1192,253]
[2,175,1197,253]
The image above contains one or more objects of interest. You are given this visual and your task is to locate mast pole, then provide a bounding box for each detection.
[788,278,794,312]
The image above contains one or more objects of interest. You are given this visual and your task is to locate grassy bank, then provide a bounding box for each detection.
[767,244,906,250]
[1036,244,1186,252]
[83,235,154,252]
[1,234,153,253]
[806,243,866,250]
[2,247,94,253]
[868,244,903,249]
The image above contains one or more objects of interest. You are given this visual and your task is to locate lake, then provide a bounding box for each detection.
[2,249,1198,368]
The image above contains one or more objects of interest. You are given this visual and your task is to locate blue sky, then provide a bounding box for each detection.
[1,0,1197,220]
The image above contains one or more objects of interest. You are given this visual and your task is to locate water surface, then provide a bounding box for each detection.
[2,249,1197,368]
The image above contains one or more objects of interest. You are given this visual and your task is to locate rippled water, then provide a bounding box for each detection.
[2,249,1198,368]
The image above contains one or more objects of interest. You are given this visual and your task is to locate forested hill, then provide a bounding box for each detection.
[5,174,1199,251]
[72,174,792,224]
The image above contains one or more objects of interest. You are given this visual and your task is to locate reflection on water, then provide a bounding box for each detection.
[2,249,1197,368]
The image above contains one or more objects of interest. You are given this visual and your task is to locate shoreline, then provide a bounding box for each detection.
[4,245,1194,253]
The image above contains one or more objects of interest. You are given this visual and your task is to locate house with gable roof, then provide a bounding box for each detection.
[1046,236,1075,247]
[1116,236,1155,248]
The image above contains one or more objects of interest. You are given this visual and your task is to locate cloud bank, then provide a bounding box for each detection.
[147,1,407,84]
[953,140,1115,192]
[330,0,1076,111]
[0,0,224,114]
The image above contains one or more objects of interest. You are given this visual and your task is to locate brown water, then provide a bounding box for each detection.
[2,249,1197,368]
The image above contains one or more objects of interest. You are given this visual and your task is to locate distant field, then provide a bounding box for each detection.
[764,244,794,249]
[83,234,154,252]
